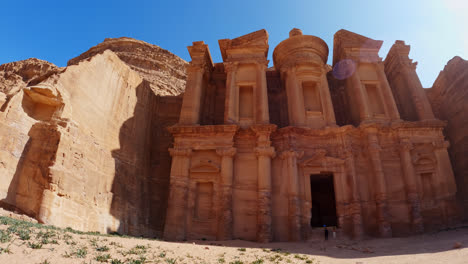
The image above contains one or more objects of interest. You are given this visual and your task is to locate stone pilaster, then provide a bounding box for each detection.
[376,62,400,120]
[399,138,423,233]
[252,124,276,243]
[366,130,392,237]
[320,66,337,126]
[279,150,304,241]
[255,146,275,243]
[343,144,364,239]
[164,148,192,240]
[282,66,306,126]
[256,62,270,124]
[348,66,371,121]
[216,147,237,240]
[224,62,238,124]
[179,65,205,125]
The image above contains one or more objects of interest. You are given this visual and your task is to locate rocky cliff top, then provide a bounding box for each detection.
[68,37,187,96]
[0,58,61,96]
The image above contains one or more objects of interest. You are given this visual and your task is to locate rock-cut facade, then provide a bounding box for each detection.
[163,28,459,242]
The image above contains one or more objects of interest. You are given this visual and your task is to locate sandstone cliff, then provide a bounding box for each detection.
[68,37,187,96]
[426,56,468,220]
[0,38,185,237]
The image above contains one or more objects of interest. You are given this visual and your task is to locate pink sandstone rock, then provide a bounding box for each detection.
[0,31,464,243]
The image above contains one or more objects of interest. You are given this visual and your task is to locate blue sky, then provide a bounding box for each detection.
[1,0,466,87]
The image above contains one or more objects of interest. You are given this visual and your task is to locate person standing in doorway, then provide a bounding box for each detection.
[332,226,336,239]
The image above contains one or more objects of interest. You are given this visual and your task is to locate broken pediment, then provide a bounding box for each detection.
[218,29,269,61]
[333,29,383,65]
[187,41,214,68]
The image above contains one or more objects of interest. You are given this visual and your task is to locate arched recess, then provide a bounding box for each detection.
[298,150,348,232]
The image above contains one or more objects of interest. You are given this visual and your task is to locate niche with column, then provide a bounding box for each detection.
[235,64,257,127]
[358,64,387,119]
[296,65,329,128]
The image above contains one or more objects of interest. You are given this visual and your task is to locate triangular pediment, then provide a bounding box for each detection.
[190,162,220,173]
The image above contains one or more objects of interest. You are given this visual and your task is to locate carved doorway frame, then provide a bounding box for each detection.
[298,150,347,233]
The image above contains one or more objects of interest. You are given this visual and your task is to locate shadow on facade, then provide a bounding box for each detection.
[109,80,182,238]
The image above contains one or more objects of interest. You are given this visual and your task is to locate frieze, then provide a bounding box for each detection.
[216,147,237,157]
[168,148,192,157]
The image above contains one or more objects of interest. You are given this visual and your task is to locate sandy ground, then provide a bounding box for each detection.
[0,210,467,264]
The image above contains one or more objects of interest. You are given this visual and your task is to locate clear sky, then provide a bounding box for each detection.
[1,0,466,87]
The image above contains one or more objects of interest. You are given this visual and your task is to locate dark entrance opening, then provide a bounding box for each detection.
[310,173,338,227]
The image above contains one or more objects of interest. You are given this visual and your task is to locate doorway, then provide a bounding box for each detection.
[310,173,337,227]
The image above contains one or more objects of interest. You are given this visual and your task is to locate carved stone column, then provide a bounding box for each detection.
[366,130,392,237]
[255,146,275,243]
[164,148,192,240]
[280,150,304,241]
[179,65,204,125]
[320,67,337,126]
[256,62,269,124]
[224,62,238,124]
[406,67,436,120]
[216,147,237,240]
[433,140,457,196]
[348,66,371,121]
[282,66,306,126]
[432,140,458,225]
[343,144,364,239]
[376,62,400,120]
[399,138,423,233]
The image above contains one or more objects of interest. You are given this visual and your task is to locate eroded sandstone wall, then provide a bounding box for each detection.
[1,40,185,237]
[426,56,468,220]
[0,59,61,209]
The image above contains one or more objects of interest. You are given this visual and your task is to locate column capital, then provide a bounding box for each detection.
[279,149,304,160]
[255,146,276,158]
[168,148,192,157]
[223,61,239,72]
[186,63,205,73]
[432,140,450,149]
[399,137,414,151]
[216,147,237,157]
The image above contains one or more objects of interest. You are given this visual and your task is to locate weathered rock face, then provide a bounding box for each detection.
[426,56,468,220]
[68,37,187,96]
[0,38,185,237]
[0,59,62,210]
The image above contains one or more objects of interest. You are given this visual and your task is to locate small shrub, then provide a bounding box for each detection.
[229,261,244,264]
[28,242,43,249]
[0,230,12,243]
[237,248,246,252]
[75,246,88,258]
[159,251,166,258]
[97,245,110,252]
[0,246,11,254]
[17,229,31,240]
[251,259,264,264]
[294,254,306,260]
[165,258,176,264]
[111,259,123,264]
[96,254,111,262]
